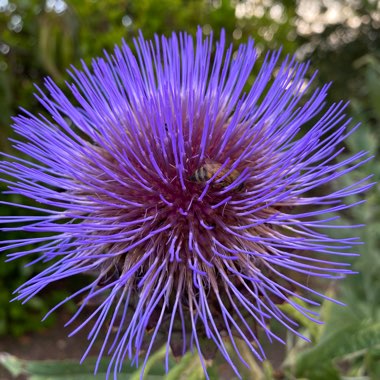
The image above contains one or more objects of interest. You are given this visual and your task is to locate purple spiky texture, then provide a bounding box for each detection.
[0,28,372,379]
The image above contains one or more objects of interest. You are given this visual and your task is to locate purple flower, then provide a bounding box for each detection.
[1,28,372,378]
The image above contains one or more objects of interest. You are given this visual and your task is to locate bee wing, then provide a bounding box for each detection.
[204,158,218,165]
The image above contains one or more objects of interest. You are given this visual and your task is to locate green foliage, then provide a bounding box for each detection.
[294,320,380,379]
[0,192,54,336]
[0,351,167,379]
[0,349,235,380]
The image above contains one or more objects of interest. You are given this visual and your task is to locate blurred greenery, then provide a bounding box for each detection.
[1,0,380,379]
[0,347,173,379]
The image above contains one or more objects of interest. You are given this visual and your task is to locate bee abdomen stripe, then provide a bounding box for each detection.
[201,166,207,181]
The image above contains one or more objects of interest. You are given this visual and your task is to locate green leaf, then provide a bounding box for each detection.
[295,322,380,379]
[277,297,320,342]
[165,352,199,380]
[367,347,380,379]
[0,353,24,377]
[366,64,380,121]
[129,345,167,380]
[345,123,378,155]
[0,354,167,380]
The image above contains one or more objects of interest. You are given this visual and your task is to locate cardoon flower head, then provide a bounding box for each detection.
[1,28,372,378]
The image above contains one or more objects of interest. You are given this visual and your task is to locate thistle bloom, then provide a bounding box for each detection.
[1,29,372,378]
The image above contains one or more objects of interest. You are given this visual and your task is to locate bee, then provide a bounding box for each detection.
[189,159,244,191]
